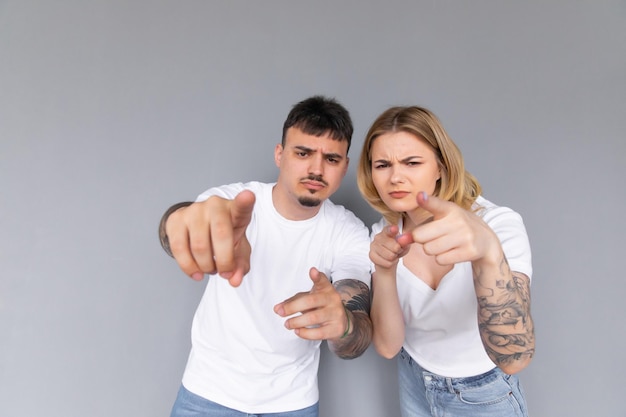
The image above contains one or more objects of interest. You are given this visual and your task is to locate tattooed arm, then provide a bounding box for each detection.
[473,255,535,375]
[327,278,373,360]
[408,193,534,374]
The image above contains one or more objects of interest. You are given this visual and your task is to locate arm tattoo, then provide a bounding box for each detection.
[158,201,193,257]
[475,256,535,370]
[328,279,373,360]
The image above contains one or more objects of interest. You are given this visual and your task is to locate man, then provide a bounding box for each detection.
[158,96,372,417]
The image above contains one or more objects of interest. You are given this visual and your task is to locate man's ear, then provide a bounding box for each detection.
[274,144,283,168]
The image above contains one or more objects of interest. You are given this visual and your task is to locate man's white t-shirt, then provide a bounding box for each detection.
[371,196,532,378]
[181,182,371,413]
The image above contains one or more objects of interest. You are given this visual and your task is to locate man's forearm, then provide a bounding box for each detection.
[158,201,193,257]
[328,279,373,359]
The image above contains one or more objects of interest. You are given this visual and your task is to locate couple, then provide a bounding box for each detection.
[158,96,535,417]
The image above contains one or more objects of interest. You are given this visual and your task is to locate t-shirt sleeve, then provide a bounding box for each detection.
[195,182,249,202]
[368,218,387,275]
[329,212,372,287]
[483,207,533,281]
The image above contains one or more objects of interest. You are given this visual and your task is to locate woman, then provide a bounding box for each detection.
[357,106,535,417]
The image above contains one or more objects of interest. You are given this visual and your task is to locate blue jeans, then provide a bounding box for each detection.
[397,348,528,417]
[170,385,319,417]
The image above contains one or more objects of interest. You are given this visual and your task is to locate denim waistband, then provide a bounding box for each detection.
[401,348,502,393]
[422,367,501,393]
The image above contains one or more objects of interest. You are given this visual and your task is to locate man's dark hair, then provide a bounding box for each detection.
[282,95,354,152]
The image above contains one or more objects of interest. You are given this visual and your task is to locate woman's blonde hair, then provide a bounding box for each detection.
[357,106,482,224]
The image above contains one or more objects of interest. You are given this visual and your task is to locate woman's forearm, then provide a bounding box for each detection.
[371,269,405,359]
[473,254,535,374]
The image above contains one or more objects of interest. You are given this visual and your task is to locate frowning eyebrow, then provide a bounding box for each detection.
[373,155,424,163]
[294,145,344,161]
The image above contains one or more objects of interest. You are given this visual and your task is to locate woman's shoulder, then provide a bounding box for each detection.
[370,217,387,234]
[474,196,522,220]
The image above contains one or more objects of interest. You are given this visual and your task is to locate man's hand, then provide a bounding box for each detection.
[163,190,255,287]
[273,267,348,340]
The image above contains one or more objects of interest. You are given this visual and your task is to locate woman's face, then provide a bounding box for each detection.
[370,131,441,215]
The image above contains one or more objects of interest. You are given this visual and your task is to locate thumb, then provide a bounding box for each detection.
[416,191,450,220]
[384,224,400,237]
[309,267,330,290]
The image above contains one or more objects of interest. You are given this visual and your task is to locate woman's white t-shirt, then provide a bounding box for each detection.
[370,196,532,378]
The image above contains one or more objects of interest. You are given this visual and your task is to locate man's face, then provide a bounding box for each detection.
[274,127,349,218]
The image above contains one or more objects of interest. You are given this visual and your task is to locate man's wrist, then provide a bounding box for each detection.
[340,304,352,339]
[158,201,193,257]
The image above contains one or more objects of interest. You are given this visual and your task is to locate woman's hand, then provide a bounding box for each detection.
[403,192,501,266]
[370,224,411,271]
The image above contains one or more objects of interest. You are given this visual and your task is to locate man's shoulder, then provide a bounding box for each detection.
[322,199,367,229]
[197,181,272,201]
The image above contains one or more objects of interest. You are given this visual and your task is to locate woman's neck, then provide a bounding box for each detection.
[403,209,434,232]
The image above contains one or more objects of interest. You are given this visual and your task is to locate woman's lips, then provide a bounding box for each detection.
[389,191,410,199]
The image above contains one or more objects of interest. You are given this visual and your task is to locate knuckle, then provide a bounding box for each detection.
[196,257,216,272]
[460,228,473,242]
[211,222,232,240]
[183,203,202,220]
[303,295,319,310]
[168,238,186,254]
[167,210,183,227]
[307,311,321,323]
[206,195,222,205]
[189,236,210,253]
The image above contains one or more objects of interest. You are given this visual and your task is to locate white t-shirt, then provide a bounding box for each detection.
[181,182,371,413]
[371,196,532,378]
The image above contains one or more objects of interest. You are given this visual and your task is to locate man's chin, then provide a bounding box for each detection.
[298,197,322,208]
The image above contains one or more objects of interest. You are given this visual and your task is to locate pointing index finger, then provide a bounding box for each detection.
[417,191,451,220]
[211,190,255,276]
[230,190,256,233]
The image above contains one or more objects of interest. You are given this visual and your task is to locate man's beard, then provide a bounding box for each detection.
[297,174,326,207]
[298,196,322,207]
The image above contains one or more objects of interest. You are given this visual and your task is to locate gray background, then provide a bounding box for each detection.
[1,1,625,416]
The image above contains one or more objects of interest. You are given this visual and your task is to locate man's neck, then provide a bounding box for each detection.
[271,184,322,221]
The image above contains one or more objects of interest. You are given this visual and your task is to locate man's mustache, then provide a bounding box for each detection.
[302,175,328,186]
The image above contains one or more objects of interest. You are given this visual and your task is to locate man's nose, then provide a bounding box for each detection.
[308,153,324,175]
